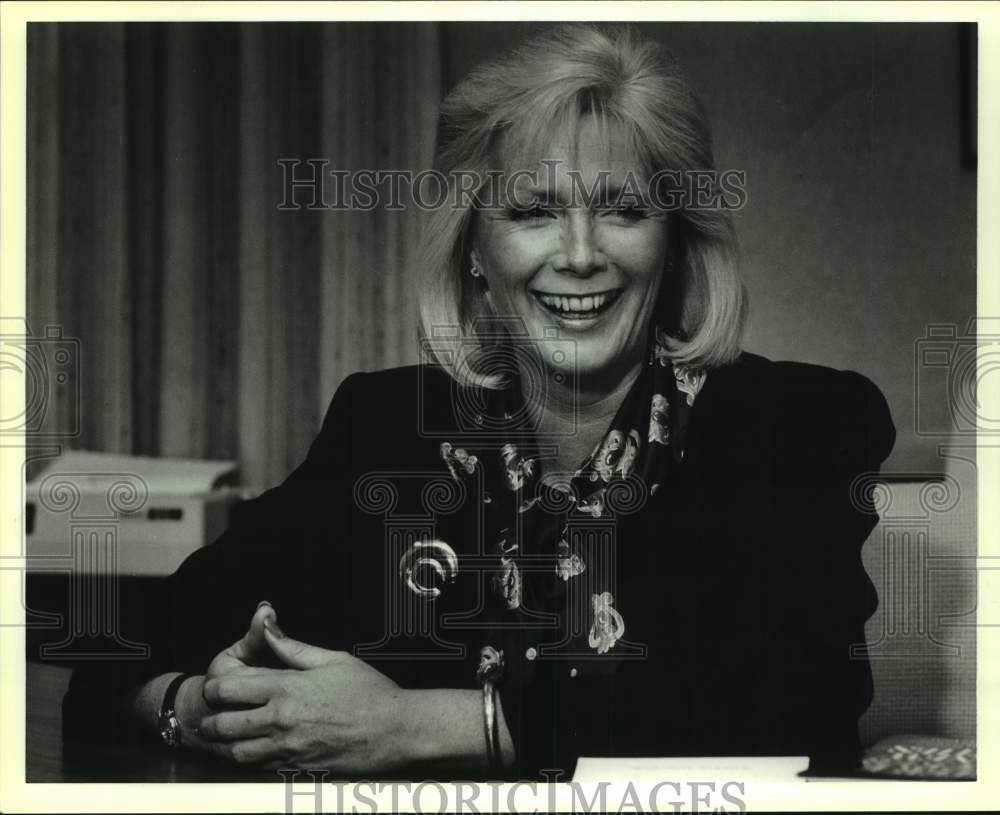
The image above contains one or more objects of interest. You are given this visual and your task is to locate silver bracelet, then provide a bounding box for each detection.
[482,678,501,772]
[477,646,504,774]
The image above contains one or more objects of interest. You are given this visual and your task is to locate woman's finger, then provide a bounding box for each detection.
[244,601,278,658]
[204,736,282,767]
[203,673,283,707]
[220,665,290,678]
[263,623,339,670]
[199,705,276,742]
[224,603,279,666]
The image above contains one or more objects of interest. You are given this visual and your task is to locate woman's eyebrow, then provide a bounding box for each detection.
[585,180,650,207]
[503,178,650,208]
[504,185,560,207]
[593,180,625,203]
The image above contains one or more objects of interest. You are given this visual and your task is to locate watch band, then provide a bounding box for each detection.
[158,673,191,748]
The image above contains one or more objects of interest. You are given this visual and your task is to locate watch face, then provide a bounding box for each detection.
[159,714,181,747]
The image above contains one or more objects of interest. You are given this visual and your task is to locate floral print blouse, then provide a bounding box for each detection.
[433,326,707,690]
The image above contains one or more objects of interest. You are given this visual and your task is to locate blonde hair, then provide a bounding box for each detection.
[418,24,747,388]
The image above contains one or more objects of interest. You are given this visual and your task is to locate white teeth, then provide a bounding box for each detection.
[536,290,619,314]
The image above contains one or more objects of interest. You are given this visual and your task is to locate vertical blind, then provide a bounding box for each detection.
[27,23,442,488]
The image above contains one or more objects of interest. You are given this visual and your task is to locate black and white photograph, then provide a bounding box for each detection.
[1,3,995,812]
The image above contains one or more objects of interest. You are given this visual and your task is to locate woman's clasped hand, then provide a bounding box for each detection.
[187,604,416,774]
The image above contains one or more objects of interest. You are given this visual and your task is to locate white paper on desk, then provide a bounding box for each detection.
[29,449,237,494]
[572,755,810,783]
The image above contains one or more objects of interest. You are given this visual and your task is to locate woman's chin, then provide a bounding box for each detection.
[528,331,638,381]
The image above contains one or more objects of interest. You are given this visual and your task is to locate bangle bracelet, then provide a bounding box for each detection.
[482,679,502,774]
[477,646,504,775]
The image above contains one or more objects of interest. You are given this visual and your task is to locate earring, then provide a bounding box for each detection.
[470,263,483,278]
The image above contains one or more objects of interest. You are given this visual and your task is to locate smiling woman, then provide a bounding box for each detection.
[472,123,670,376]
[63,23,895,782]
[422,25,746,395]
[467,123,677,474]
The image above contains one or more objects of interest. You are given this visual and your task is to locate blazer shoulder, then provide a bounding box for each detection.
[312,364,458,462]
[333,363,451,397]
[711,352,888,410]
[321,364,451,423]
[711,351,875,391]
[703,352,896,469]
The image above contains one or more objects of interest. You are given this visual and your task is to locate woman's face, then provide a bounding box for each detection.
[471,119,670,389]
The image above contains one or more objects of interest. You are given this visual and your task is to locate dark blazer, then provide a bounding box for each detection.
[63,352,895,780]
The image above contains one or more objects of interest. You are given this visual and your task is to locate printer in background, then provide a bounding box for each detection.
[26,450,247,577]
[24,451,251,660]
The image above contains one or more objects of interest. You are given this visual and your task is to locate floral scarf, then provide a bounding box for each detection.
[439,326,707,679]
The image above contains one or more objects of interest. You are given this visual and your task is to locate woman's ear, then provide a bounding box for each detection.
[469,248,489,289]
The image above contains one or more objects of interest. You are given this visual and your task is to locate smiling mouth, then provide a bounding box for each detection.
[531,288,624,320]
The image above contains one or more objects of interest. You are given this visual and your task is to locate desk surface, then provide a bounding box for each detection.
[25,661,477,783]
[26,661,270,782]
[26,662,974,783]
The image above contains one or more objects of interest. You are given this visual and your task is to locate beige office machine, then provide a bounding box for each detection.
[26,450,244,577]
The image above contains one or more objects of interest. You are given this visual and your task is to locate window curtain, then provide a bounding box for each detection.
[27,22,442,488]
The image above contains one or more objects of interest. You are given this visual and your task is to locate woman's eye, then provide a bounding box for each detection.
[601,205,648,222]
[507,205,553,221]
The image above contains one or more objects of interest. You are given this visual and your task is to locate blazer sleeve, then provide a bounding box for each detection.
[62,372,369,744]
[766,365,896,767]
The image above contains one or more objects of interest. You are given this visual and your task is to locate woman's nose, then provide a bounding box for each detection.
[557,212,603,277]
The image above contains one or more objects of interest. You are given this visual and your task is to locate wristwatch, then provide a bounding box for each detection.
[157,673,191,748]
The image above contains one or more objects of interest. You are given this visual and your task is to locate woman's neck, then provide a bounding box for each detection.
[522,359,643,476]
[536,364,640,428]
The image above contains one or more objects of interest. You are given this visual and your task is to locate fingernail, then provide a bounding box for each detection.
[264,618,285,638]
[257,600,273,610]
